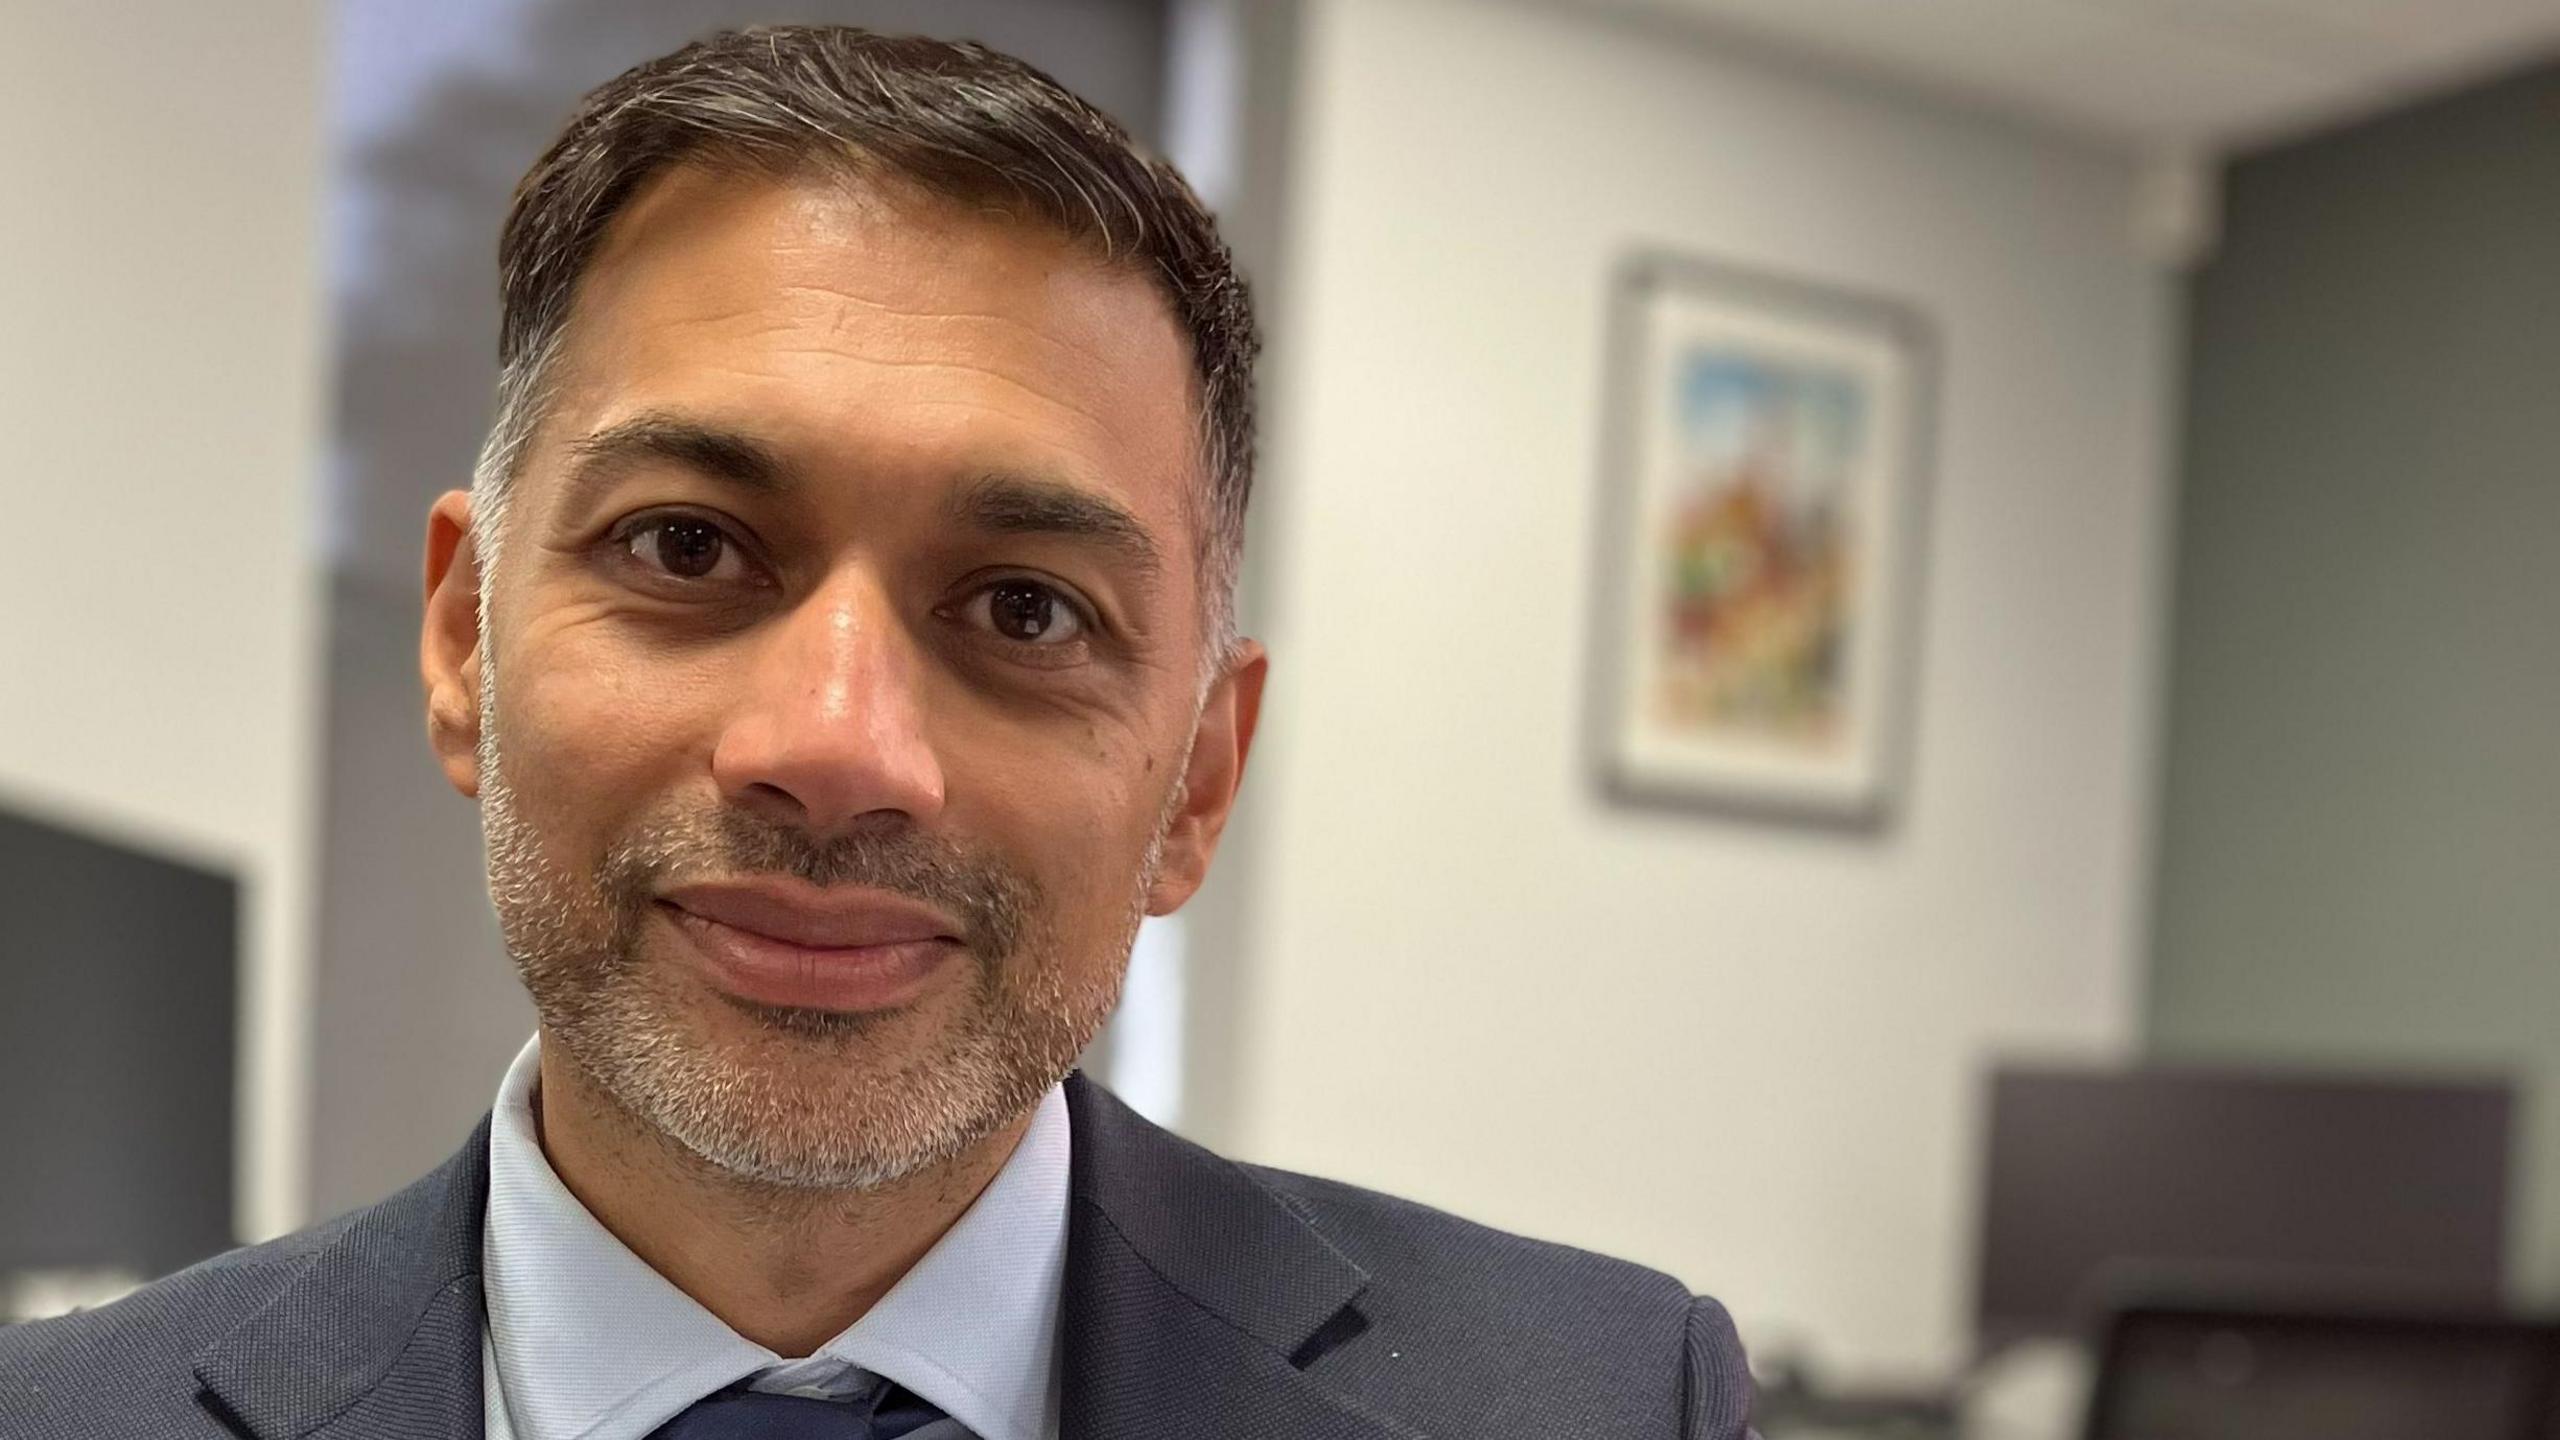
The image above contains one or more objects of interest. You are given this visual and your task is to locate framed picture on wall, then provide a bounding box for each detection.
[1586,251,1936,824]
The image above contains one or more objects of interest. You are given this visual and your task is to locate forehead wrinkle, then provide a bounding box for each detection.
[744,345,1129,447]
[773,280,1127,375]
[661,291,1141,437]
[651,300,792,332]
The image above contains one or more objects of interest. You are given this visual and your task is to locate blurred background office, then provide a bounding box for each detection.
[3,0,2557,1434]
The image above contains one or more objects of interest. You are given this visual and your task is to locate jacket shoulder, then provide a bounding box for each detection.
[1240,1162,1754,1437]
[0,1211,363,1433]
[1246,1160,1694,1310]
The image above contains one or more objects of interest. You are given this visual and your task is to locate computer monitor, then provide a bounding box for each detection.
[2085,1300,2560,1440]
[1975,1064,2513,1351]
[0,803,237,1292]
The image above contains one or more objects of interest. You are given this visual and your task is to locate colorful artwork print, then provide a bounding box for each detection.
[1655,352,1863,749]
[1589,253,1931,822]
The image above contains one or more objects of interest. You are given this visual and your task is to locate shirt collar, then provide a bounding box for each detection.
[480,1034,1069,1440]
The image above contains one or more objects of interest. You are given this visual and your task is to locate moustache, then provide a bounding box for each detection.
[592,804,1037,960]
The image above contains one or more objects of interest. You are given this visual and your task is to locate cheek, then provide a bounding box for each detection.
[950,728,1164,904]
[495,629,725,824]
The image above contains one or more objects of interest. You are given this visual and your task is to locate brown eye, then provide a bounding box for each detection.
[624,515,743,582]
[969,580,1087,646]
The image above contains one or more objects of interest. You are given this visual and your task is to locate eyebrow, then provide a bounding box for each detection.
[556,413,790,523]
[553,410,1165,582]
[950,471,1164,583]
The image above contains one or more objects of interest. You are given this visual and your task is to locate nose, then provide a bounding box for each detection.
[709,573,947,836]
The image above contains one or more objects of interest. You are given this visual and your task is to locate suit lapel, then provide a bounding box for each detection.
[1059,1076,1426,1440]
[193,1117,492,1440]
[189,1082,1421,1440]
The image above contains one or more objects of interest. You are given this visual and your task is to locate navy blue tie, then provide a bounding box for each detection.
[646,1379,960,1438]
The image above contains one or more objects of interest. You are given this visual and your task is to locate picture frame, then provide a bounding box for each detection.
[1585,250,1936,825]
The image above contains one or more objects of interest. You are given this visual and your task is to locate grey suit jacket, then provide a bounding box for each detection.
[0,1074,1756,1438]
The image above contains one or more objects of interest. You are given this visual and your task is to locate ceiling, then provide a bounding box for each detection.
[1559,0,2560,152]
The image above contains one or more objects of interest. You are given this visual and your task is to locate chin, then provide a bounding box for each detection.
[545,924,1102,1188]
[605,995,1008,1190]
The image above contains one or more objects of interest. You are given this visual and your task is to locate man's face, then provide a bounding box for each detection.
[419,165,1263,1189]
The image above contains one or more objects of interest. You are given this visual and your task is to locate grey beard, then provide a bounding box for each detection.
[473,653,1181,1193]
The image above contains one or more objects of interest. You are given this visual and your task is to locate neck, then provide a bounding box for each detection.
[531,1038,1036,1358]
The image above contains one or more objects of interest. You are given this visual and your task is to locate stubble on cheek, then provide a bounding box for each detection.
[468,652,1182,1193]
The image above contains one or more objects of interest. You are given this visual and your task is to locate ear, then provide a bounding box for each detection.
[421,489,486,798]
[1145,638,1268,916]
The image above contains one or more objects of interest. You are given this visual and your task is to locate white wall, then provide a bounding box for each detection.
[1228,0,2178,1372]
[0,2,328,1243]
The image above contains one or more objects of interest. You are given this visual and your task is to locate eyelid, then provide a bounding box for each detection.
[606,507,772,586]
[944,577,1107,673]
[606,504,747,547]
[972,573,1103,637]
[593,513,1108,651]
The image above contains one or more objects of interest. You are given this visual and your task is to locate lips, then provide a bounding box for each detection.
[657,880,964,949]
[655,880,967,1013]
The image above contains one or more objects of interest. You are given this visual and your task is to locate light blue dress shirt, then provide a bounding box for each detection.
[476,1036,1069,1440]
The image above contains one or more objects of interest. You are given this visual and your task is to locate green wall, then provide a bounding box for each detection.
[2148,58,2560,1287]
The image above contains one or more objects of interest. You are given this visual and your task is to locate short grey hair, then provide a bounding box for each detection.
[469,25,1259,685]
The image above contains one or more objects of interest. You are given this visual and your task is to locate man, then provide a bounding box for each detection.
[2,26,1753,1439]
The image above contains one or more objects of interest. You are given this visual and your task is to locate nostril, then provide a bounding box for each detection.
[738,780,809,819]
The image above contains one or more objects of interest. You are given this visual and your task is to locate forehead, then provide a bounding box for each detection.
[543,162,1202,539]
